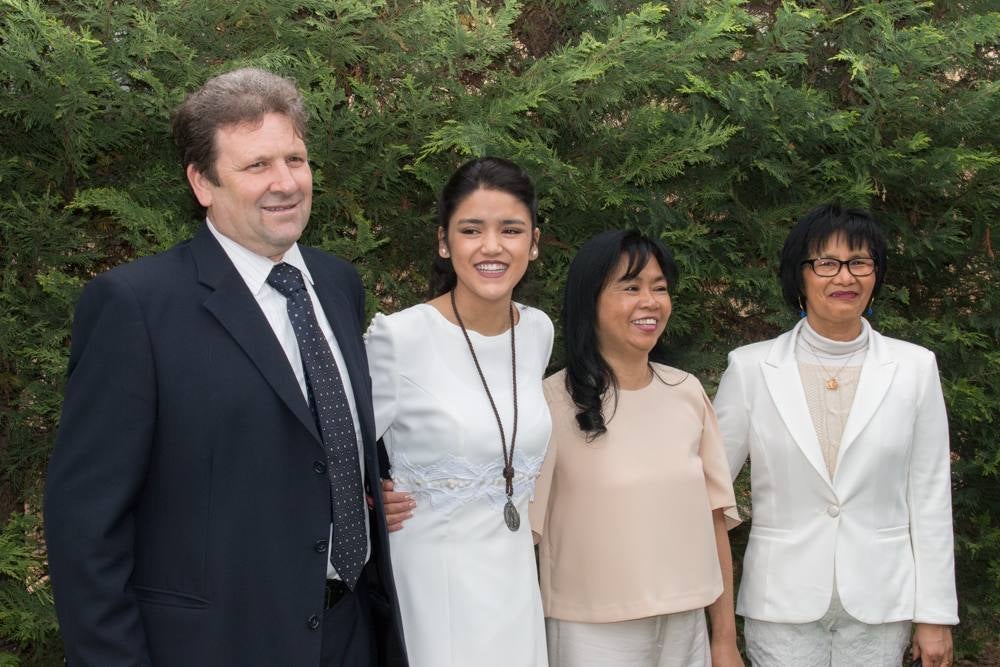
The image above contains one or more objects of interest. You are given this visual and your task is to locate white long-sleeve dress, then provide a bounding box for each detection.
[365,303,553,667]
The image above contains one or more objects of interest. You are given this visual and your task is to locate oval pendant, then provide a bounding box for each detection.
[825,378,839,390]
[504,499,520,532]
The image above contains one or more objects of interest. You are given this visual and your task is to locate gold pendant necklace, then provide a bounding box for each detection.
[801,336,858,391]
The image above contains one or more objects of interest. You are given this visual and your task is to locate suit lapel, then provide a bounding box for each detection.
[191,226,321,445]
[302,254,374,432]
[302,252,379,473]
[837,325,896,465]
[307,265,366,400]
[761,321,834,489]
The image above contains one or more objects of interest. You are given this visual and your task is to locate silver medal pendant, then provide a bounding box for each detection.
[504,499,520,532]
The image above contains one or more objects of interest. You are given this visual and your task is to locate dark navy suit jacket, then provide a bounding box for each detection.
[44,224,407,666]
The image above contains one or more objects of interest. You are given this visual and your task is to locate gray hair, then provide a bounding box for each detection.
[172,68,308,184]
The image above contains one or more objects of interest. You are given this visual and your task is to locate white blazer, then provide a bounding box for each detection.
[714,319,958,626]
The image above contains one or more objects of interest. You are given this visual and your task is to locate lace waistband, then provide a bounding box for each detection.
[390,450,545,513]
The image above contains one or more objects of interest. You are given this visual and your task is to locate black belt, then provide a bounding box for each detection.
[324,578,351,609]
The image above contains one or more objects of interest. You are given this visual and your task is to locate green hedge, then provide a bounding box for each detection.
[1,1,997,663]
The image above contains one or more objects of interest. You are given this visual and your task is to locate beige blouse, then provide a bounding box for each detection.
[795,319,868,479]
[529,365,739,623]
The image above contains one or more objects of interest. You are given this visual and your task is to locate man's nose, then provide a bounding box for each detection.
[269,162,298,192]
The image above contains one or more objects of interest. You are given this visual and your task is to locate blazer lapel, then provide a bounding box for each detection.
[761,320,834,489]
[191,226,321,444]
[837,324,896,465]
[302,254,378,462]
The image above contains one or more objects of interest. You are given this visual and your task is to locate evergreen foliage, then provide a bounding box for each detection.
[1,1,997,662]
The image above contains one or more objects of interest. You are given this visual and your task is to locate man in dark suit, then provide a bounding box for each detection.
[44,68,407,666]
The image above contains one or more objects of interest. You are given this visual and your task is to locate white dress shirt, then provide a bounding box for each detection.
[207,220,370,579]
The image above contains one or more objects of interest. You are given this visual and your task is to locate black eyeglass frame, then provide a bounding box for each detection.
[800,257,877,277]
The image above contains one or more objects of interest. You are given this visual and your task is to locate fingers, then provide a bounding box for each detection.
[385,508,413,531]
[923,651,952,667]
[914,639,952,667]
[384,493,415,516]
[912,623,953,667]
[379,478,415,532]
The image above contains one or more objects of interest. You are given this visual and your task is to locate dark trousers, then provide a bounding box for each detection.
[320,569,376,666]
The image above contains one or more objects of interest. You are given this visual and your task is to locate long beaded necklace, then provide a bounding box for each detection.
[450,290,521,532]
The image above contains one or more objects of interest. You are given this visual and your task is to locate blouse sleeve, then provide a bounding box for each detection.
[698,386,742,530]
[714,350,751,481]
[364,312,398,441]
[529,377,560,537]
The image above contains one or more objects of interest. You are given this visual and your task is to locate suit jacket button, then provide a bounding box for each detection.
[827,505,840,517]
[307,614,320,630]
[313,461,327,474]
[314,539,328,553]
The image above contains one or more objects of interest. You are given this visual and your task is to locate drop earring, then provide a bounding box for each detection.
[798,298,807,319]
[866,298,874,318]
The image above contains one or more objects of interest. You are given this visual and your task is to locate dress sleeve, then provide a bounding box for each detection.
[713,350,751,481]
[529,377,560,537]
[908,352,959,624]
[364,312,398,441]
[698,386,742,529]
[539,310,555,371]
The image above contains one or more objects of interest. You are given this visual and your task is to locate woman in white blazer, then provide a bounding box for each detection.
[714,205,958,667]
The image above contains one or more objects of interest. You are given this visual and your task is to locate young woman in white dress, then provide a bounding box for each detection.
[366,157,553,666]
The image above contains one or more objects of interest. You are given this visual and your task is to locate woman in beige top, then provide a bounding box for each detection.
[529,229,743,667]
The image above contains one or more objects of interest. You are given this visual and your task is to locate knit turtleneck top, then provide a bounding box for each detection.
[794,319,870,478]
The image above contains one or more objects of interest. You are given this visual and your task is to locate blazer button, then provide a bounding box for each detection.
[314,539,328,553]
[307,614,320,630]
[313,461,327,474]
[827,505,840,517]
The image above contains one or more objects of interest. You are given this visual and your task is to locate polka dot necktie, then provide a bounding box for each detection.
[267,263,367,589]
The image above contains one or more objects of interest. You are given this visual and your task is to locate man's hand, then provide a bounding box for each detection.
[367,478,414,532]
[911,623,953,667]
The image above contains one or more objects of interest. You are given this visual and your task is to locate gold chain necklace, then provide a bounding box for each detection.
[801,336,859,391]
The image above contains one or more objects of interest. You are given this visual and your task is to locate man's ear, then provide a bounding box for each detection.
[186,164,214,208]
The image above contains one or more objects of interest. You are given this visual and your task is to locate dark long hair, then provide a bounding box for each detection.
[778,203,888,314]
[563,229,679,440]
[428,157,539,298]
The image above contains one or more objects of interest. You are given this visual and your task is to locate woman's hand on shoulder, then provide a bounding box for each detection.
[911,623,953,667]
[367,478,414,532]
[710,636,744,667]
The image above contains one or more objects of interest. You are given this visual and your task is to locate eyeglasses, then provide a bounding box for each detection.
[801,257,876,277]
